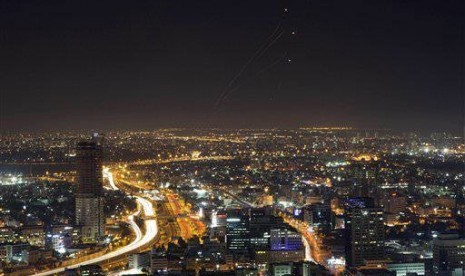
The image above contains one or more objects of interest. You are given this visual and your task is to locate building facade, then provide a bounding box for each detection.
[433,233,465,275]
[345,197,385,268]
[75,141,104,243]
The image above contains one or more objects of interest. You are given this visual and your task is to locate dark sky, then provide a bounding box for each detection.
[1,0,463,133]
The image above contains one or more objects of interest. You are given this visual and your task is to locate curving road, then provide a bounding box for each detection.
[103,167,119,190]
[301,234,314,262]
[35,170,157,276]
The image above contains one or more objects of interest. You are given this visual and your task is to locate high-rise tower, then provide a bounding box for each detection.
[75,140,104,243]
[345,197,385,268]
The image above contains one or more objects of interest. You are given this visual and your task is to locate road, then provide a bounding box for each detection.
[282,215,343,274]
[282,216,316,263]
[210,187,315,264]
[164,193,206,240]
[103,167,119,190]
[35,170,157,276]
[301,233,313,262]
[209,186,256,208]
[108,268,143,276]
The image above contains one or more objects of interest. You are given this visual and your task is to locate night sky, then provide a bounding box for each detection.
[1,0,463,133]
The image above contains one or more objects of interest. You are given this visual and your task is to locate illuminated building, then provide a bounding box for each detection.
[253,231,304,263]
[78,264,104,276]
[350,157,381,198]
[236,268,259,276]
[128,252,151,270]
[433,233,465,274]
[270,263,292,276]
[267,228,305,262]
[249,211,304,263]
[345,197,385,268]
[211,210,227,227]
[47,233,72,254]
[303,203,332,229]
[75,141,104,243]
[381,194,407,214]
[0,243,30,262]
[305,196,324,205]
[0,228,15,243]
[150,250,168,274]
[210,210,228,240]
[269,261,330,276]
[76,141,103,195]
[270,228,302,251]
[0,173,28,186]
[387,263,425,276]
[225,210,250,253]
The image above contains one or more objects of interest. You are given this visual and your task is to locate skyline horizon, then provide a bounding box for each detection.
[1,125,463,136]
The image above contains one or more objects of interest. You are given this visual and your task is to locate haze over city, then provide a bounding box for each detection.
[1,0,463,133]
[0,1,464,276]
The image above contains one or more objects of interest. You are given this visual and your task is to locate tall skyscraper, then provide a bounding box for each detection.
[75,140,104,243]
[345,197,385,268]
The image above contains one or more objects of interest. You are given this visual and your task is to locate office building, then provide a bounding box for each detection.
[381,193,407,214]
[303,203,332,229]
[211,210,227,227]
[252,226,304,263]
[433,233,465,275]
[270,263,293,276]
[269,262,331,276]
[225,209,250,253]
[75,141,105,243]
[387,262,425,276]
[270,228,302,251]
[128,252,151,270]
[345,197,385,268]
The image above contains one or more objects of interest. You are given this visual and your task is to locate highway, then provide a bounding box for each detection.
[281,214,340,273]
[35,170,157,276]
[103,167,119,190]
[301,233,313,262]
[164,193,206,240]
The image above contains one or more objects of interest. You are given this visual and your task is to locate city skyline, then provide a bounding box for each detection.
[0,0,464,275]
[0,129,464,275]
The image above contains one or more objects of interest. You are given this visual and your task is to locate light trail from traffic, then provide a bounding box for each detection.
[35,170,157,276]
[301,234,314,262]
[103,167,119,190]
[108,268,143,276]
